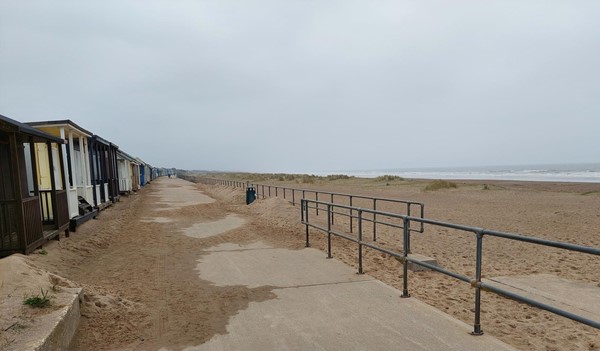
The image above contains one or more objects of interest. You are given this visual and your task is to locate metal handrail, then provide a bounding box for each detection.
[194,176,425,234]
[300,198,600,334]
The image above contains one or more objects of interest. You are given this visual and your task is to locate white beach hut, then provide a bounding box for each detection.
[27,120,97,228]
[117,150,139,194]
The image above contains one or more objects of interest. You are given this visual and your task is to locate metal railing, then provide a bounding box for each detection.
[194,177,245,188]
[193,176,425,235]
[300,198,600,334]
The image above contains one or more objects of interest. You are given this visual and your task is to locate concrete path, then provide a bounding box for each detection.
[187,242,518,351]
[487,274,600,323]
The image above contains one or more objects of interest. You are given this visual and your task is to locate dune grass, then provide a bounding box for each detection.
[424,180,458,191]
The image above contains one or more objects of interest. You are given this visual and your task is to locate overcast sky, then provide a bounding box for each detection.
[1,1,599,173]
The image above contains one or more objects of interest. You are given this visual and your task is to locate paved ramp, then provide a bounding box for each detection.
[487,274,600,323]
[188,242,518,351]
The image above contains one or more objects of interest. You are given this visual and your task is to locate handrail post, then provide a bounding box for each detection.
[275,187,278,197]
[349,196,353,233]
[327,204,332,258]
[373,199,377,241]
[401,217,410,298]
[292,189,295,205]
[315,192,319,216]
[407,218,412,254]
[472,231,484,335]
[421,204,425,233]
[283,187,286,199]
[330,194,335,224]
[358,209,364,274]
[304,200,310,247]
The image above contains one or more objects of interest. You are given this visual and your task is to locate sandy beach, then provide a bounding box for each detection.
[1,175,598,351]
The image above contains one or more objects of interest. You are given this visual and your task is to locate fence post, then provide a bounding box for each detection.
[305,200,310,247]
[262,185,265,199]
[269,186,271,197]
[401,217,410,298]
[283,188,286,200]
[330,194,334,224]
[358,209,363,274]
[349,196,353,233]
[327,204,332,258]
[373,199,377,241]
[420,204,425,233]
[472,231,484,335]
[315,192,319,216]
[292,189,295,205]
[407,217,412,254]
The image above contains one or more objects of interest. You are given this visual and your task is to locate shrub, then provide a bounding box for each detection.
[300,175,317,183]
[326,174,351,181]
[375,175,404,182]
[424,180,458,191]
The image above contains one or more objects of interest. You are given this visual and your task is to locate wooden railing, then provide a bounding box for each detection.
[22,196,43,253]
[119,178,131,192]
[39,190,69,228]
[0,200,18,251]
[39,190,54,224]
[55,190,69,229]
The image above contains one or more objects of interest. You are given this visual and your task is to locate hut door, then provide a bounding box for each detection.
[0,135,18,251]
[0,139,14,201]
[35,143,51,190]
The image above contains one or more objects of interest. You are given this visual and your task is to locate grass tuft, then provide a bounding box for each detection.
[326,174,352,181]
[424,180,458,191]
[375,175,404,182]
[581,190,600,196]
[23,288,52,308]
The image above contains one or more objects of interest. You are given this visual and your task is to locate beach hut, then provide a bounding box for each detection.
[1,114,70,256]
[116,150,140,194]
[130,157,141,191]
[26,120,98,230]
[88,135,120,209]
[137,158,151,186]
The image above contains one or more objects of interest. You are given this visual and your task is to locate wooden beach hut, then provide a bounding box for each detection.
[116,150,140,194]
[27,120,98,230]
[1,114,70,256]
[88,135,120,209]
[137,158,151,186]
[130,157,141,191]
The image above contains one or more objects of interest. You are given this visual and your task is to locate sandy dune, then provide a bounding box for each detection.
[1,176,598,351]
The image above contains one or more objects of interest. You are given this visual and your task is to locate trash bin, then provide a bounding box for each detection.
[246,186,256,205]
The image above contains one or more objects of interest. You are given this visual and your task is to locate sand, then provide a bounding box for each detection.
[1,176,598,351]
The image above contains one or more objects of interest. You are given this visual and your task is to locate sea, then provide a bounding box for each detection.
[322,163,600,183]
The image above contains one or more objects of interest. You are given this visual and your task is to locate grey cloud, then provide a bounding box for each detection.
[1,0,599,172]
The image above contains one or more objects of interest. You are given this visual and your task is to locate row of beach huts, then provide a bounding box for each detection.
[0,114,174,257]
